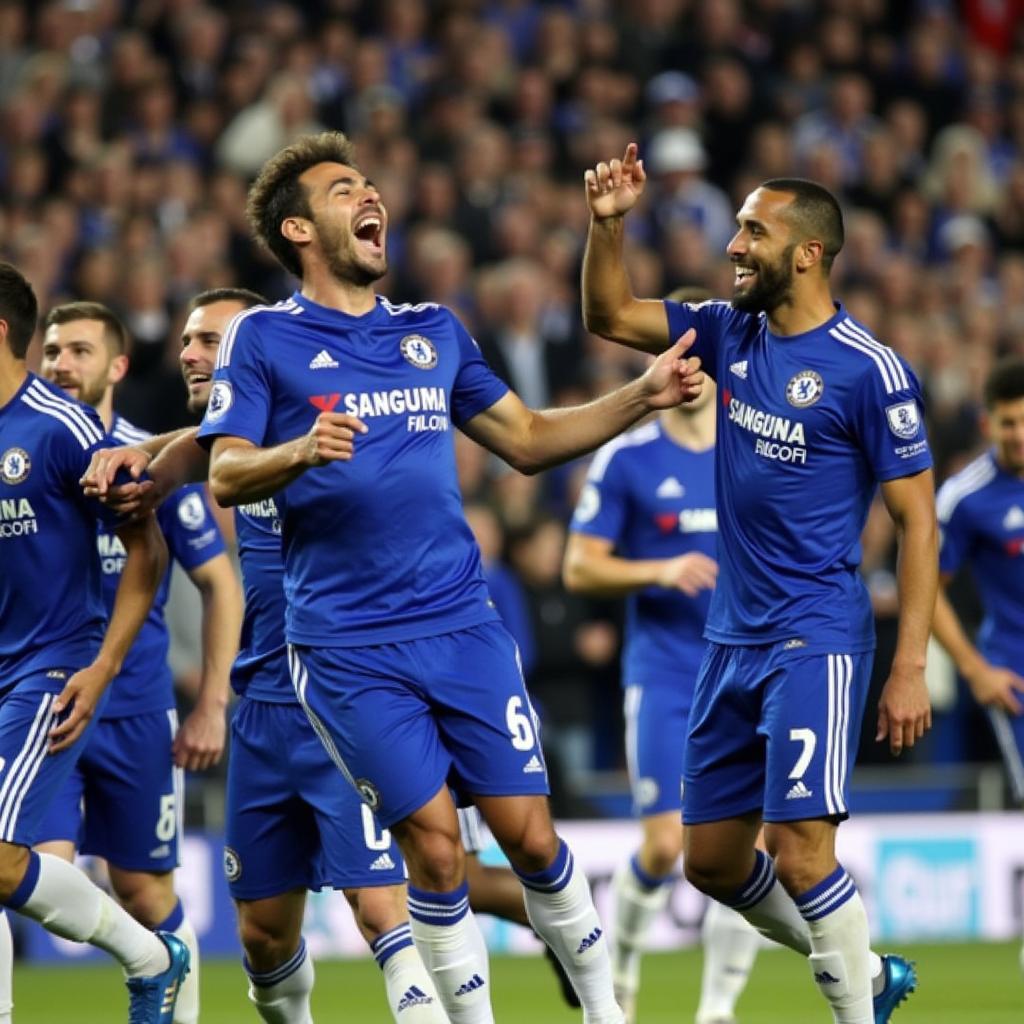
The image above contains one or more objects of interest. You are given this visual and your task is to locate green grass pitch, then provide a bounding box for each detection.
[12,942,1023,1022]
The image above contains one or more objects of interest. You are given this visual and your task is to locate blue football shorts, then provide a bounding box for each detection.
[225,695,405,900]
[623,681,693,818]
[37,709,182,872]
[682,642,872,825]
[288,621,550,828]
[0,668,103,848]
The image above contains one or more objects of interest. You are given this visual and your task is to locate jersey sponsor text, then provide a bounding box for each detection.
[0,497,37,537]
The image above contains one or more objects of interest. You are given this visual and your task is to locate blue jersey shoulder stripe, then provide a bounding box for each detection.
[25,379,104,444]
[21,382,103,449]
[936,452,997,523]
[586,421,661,483]
[217,299,298,369]
[829,320,908,394]
[111,415,152,444]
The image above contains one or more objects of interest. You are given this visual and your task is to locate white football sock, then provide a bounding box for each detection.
[372,922,449,1023]
[168,912,199,1024]
[726,850,812,955]
[517,840,623,1024]
[796,866,873,1024]
[245,938,314,1024]
[8,852,167,977]
[0,911,12,1024]
[610,854,671,1011]
[695,899,760,1024]
[408,883,494,1023]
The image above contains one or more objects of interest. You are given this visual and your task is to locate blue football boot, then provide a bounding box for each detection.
[126,932,191,1024]
[873,954,917,1023]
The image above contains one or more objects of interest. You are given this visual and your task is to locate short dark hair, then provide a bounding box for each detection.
[760,177,845,272]
[246,132,360,278]
[0,262,38,359]
[44,300,129,355]
[984,357,1024,409]
[188,287,268,313]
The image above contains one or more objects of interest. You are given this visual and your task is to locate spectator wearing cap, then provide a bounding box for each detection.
[645,126,734,254]
[644,70,701,134]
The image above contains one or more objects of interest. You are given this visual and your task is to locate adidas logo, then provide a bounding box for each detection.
[730,359,748,379]
[161,978,181,1012]
[783,638,807,650]
[655,476,684,499]
[814,970,841,985]
[786,780,812,800]
[576,927,603,954]
[523,754,545,774]
[454,974,486,996]
[370,852,396,871]
[149,845,171,859]
[397,985,433,1011]
[1004,505,1024,530]
[309,349,339,369]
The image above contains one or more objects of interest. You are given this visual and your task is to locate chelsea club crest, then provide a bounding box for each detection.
[785,370,824,408]
[400,334,438,370]
[1,447,30,485]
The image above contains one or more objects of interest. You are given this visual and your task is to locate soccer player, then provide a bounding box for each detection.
[0,262,189,1023]
[33,300,243,1024]
[196,131,701,1024]
[580,144,936,1024]
[931,357,1024,966]
[563,309,760,1024]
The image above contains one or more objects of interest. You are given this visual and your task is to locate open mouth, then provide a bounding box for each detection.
[185,373,211,391]
[734,265,757,288]
[353,214,384,255]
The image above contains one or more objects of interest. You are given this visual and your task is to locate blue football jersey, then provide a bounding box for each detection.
[96,415,226,718]
[0,374,115,685]
[664,300,933,653]
[937,450,1024,668]
[232,496,292,702]
[570,420,716,688]
[197,294,508,646]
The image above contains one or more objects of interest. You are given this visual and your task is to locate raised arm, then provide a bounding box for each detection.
[173,553,243,771]
[461,331,701,475]
[875,469,938,755]
[50,514,168,752]
[208,409,368,506]
[932,576,1024,714]
[582,142,674,353]
[563,531,718,599]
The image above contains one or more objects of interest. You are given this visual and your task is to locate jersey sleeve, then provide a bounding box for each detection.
[158,483,227,572]
[663,299,743,382]
[197,316,272,447]
[448,313,511,425]
[850,355,933,482]
[48,408,124,530]
[570,445,629,543]
[936,481,971,575]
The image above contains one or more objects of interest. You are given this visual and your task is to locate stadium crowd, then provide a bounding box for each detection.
[2,0,1023,803]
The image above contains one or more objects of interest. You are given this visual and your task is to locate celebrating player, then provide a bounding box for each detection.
[564,292,760,1024]
[196,131,701,1024]
[932,357,1024,967]
[31,301,243,1024]
[0,263,189,1023]
[581,143,936,1024]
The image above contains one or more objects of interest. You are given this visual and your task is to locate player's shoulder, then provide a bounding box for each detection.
[936,451,998,522]
[110,414,152,446]
[17,374,105,450]
[825,311,915,395]
[587,420,662,482]
[216,296,303,367]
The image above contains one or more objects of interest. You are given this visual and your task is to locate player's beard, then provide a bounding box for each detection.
[731,244,796,315]
[56,373,106,407]
[319,217,387,287]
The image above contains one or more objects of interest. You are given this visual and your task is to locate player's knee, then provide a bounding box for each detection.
[641,830,683,878]
[0,844,30,902]
[345,885,406,940]
[110,871,176,929]
[237,913,297,972]
[402,830,464,890]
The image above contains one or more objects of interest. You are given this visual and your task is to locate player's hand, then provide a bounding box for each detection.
[656,552,718,596]
[300,412,369,466]
[48,663,111,753]
[965,662,1024,715]
[584,142,647,220]
[876,662,932,756]
[172,702,227,771]
[639,329,704,409]
[81,446,150,497]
